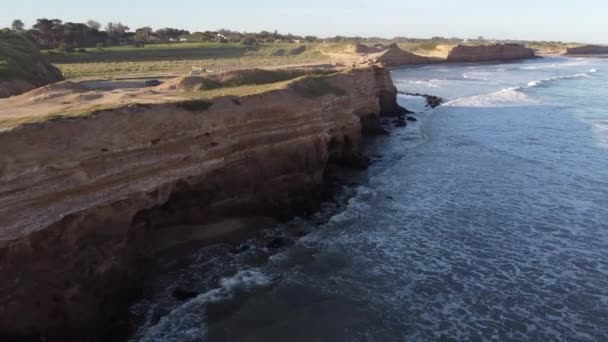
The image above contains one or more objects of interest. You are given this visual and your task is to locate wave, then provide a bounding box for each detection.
[443,88,538,107]
[526,72,592,89]
[462,72,490,81]
[397,79,441,88]
[446,70,596,108]
[135,269,271,342]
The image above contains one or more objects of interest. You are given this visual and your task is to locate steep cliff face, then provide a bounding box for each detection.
[0,66,399,340]
[372,44,431,66]
[566,45,608,55]
[447,44,537,63]
[0,33,64,98]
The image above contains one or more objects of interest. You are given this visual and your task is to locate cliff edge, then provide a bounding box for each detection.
[566,45,608,55]
[0,66,401,340]
[447,44,537,63]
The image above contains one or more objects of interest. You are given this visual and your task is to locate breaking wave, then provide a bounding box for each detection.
[447,71,596,108]
[526,72,593,88]
[134,270,271,342]
[444,88,538,107]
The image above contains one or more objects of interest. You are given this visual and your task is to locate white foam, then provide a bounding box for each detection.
[444,88,538,108]
[462,72,490,81]
[326,186,376,224]
[219,269,272,289]
[525,72,592,89]
[400,79,440,88]
[136,269,270,342]
[589,68,598,73]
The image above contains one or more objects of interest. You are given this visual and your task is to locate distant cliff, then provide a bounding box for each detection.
[0,33,64,98]
[372,44,431,66]
[0,66,401,341]
[447,44,537,63]
[567,45,608,55]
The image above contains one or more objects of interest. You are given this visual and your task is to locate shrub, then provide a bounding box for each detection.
[240,37,257,46]
[58,42,75,53]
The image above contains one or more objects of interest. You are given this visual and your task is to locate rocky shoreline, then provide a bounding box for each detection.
[0,66,408,341]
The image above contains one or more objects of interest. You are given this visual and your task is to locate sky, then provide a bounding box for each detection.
[1,0,606,43]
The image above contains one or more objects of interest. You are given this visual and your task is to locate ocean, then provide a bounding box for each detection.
[131,57,608,341]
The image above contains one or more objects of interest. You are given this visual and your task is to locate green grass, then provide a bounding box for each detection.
[0,32,44,80]
[43,42,335,78]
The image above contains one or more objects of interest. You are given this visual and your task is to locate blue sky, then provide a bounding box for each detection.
[1,0,606,43]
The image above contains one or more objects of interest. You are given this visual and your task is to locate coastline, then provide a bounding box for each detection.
[0,65,406,341]
[0,45,563,341]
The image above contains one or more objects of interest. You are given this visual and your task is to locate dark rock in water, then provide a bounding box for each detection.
[332,152,371,169]
[406,116,418,122]
[363,123,391,136]
[267,237,287,249]
[172,288,199,301]
[230,244,251,254]
[399,105,414,114]
[393,116,407,127]
[397,91,445,108]
[425,95,444,108]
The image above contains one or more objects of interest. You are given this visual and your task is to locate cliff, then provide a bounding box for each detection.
[447,44,537,63]
[0,33,64,98]
[566,45,608,55]
[0,66,400,340]
[371,44,431,66]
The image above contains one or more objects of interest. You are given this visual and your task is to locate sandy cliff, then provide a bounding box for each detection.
[566,45,608,55]
[0,66,400,340]
[372,44,432,66]
[447,44,537,63]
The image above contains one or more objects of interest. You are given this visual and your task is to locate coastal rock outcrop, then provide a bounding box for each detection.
[372,44,431,66]
[447,44,537,63]
[566,45,608,55]
[0,66,400,340]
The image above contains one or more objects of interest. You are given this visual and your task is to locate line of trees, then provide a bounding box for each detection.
[3,18,468,52]
[1,18,325,51]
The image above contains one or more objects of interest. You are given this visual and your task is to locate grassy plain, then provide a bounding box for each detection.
[44,42,341,78]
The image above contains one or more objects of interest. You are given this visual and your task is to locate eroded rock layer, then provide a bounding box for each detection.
[447,44,537,63]
[0,66,400,340]
[566,45,608,55]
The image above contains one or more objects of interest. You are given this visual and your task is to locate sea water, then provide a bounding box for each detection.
[132,57,608,341]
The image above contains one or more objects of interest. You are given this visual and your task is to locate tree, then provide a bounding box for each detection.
[11,19,24,33]
[31,18,55,49]
[134,26,153,42]
[105,22,130,38]
[155,27,190,41]
[86,20,101,31]
[240,36,257,45]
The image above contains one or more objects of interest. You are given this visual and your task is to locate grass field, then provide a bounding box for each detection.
[44,42,339,78]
